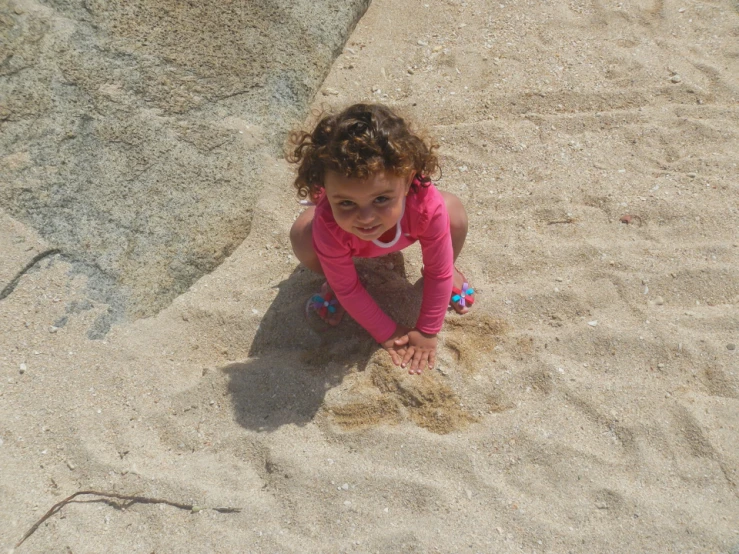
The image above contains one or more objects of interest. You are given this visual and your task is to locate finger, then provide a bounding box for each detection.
[420,352,430,372]
[409,353,418,373]
[394,334,410,346]
[387,348,400,366]
[401,347,414,368]
[428,350,436,370]
[409,359,420,375]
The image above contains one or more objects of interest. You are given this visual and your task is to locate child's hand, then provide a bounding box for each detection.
[381,325,412,367]
[400,329,438,375]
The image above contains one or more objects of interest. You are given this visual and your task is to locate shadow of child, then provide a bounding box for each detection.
[222,256,423,432]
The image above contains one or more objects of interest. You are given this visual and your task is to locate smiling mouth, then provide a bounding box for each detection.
[356,224,381,234]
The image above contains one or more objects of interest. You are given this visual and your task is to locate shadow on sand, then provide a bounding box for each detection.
[222,252,422,432]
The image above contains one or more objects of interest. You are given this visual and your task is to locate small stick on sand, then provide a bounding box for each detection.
[16,490,241,548]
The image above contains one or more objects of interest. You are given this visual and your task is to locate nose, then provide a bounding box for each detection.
[356,205,374,224]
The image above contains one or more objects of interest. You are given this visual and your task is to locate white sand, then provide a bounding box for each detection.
[1,0,738,552]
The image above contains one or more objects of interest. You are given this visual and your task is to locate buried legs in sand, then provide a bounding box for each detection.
[289,191,471,324]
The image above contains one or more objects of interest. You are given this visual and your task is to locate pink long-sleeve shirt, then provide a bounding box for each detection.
[312,181,454,343]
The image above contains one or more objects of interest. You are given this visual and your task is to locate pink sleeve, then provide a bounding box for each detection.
[312,218,397,343]
[415,190,454,335]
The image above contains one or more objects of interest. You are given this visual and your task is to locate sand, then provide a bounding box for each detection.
[1,0,738,552]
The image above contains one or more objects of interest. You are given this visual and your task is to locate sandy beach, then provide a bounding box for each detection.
[1,0,738,552]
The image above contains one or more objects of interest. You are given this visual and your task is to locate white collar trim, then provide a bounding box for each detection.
[372,198,405,249]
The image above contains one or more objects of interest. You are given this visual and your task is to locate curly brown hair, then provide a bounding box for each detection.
[287,103,440,200]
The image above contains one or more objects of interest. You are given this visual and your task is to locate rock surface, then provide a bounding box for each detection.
[0,0,370,334]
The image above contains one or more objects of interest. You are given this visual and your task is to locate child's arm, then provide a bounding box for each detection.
[415,200,455,335]
[322,254,417,366]
[313,223,399,344]
[322,254,398,342]
[401,188,454,373]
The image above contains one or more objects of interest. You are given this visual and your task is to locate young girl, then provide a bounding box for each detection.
[288,103,474,375]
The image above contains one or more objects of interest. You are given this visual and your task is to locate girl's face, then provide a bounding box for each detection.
[324,170,413,241]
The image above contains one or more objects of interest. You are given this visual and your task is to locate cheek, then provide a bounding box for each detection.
[331,209,354,227]
[380,202,402,221]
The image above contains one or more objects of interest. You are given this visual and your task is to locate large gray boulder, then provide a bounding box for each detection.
[0,0,369,335]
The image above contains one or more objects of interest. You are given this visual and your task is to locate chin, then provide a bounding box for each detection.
[353,232,381,241]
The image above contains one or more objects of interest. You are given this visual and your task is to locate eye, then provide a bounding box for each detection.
[338,200,355,208]
[374,196,390,204]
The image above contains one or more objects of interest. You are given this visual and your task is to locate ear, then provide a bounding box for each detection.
[404,171,416,196]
